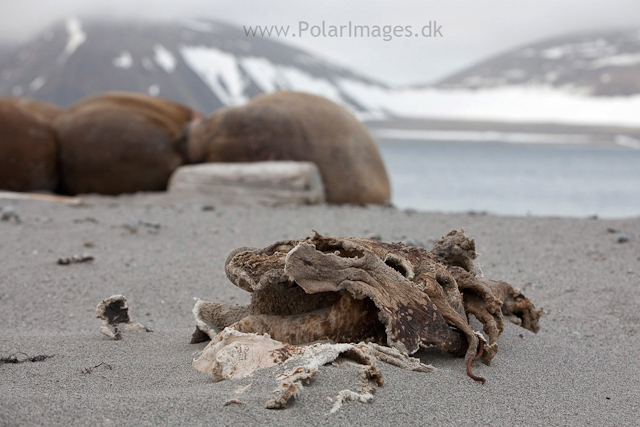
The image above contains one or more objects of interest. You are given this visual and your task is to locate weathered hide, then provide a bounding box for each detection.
[96,294,152,340]
[193,230,543,395]
[193,327,431,410]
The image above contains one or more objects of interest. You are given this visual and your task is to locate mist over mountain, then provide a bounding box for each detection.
[432,29,640,97]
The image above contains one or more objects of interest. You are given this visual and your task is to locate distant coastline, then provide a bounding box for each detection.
[365,116,640,149]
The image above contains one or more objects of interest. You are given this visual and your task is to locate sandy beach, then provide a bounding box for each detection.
[1,193,638,426]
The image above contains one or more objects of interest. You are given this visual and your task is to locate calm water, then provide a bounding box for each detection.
[377,141,640,218]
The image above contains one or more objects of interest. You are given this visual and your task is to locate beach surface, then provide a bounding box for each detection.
[1,193,638,426]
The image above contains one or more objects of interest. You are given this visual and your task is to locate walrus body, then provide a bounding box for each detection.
[55,92,195,195]
[188,91,391,204]
[11,98,62,123]
[0,98,60,192]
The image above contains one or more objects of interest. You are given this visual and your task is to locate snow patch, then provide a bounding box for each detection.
[154,45,177,73]
[29,76,46,92]
[113,51,133,69]
[180,19,223,33]
[590,53,640,69]
[278,67,343,103]
[341,83,640,127]
[180,46,248,106]
[148,84,160,96]
[539,40,618,61]
[240,56,345,105]
[541,46,567,59]
[58,17,86,64]
[371,128,599,145]
[239,56,279,93]
[181,48,370,113]
[615,135,640,149]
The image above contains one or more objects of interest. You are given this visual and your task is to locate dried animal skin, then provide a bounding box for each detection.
[193,327,295,381]
[96,294,152,340]
[192,328,428,410]
[194,230,542,382]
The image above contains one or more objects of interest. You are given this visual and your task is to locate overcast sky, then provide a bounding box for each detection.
[1,0,639,85]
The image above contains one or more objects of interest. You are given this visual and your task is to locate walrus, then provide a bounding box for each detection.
[0,98,60,192]
[186,91,391,204]
[10,97,62,123]
[54,92,197,195]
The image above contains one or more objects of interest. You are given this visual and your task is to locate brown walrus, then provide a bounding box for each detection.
[54,92,197,195]
[186,91,391,204]
[0,98,60,192]
[10,97,63,123]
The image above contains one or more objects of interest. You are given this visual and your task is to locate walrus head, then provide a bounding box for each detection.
[181,113,218,164]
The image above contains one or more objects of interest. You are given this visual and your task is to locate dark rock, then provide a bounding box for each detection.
[617,234,633,243]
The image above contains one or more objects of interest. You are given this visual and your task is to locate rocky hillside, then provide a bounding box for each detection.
[433,30,640,97]
[0,18,387,115]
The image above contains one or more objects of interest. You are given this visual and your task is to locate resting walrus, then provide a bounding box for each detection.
[54,92,197,195]
[0,98,60,192]
[186,91,391,204]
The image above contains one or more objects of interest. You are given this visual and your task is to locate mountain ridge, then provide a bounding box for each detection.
[1,18,640,129]
[430,28,640,96]
[0,17,388,116]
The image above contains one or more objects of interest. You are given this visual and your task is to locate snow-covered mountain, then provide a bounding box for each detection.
[433,30,640,97]
[0,18,387,117]
[1,19,640,130]
[354,29,640,130]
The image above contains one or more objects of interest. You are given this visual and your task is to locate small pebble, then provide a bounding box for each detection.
[1,206,20,223]
[124,219,161,234]
[57,254,94,265]
[73,217,98,224]
[617,234,632,243]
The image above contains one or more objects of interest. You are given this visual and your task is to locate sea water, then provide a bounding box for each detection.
[377,141,640,218]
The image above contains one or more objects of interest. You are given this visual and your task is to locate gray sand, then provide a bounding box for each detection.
[1,193,639,426]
